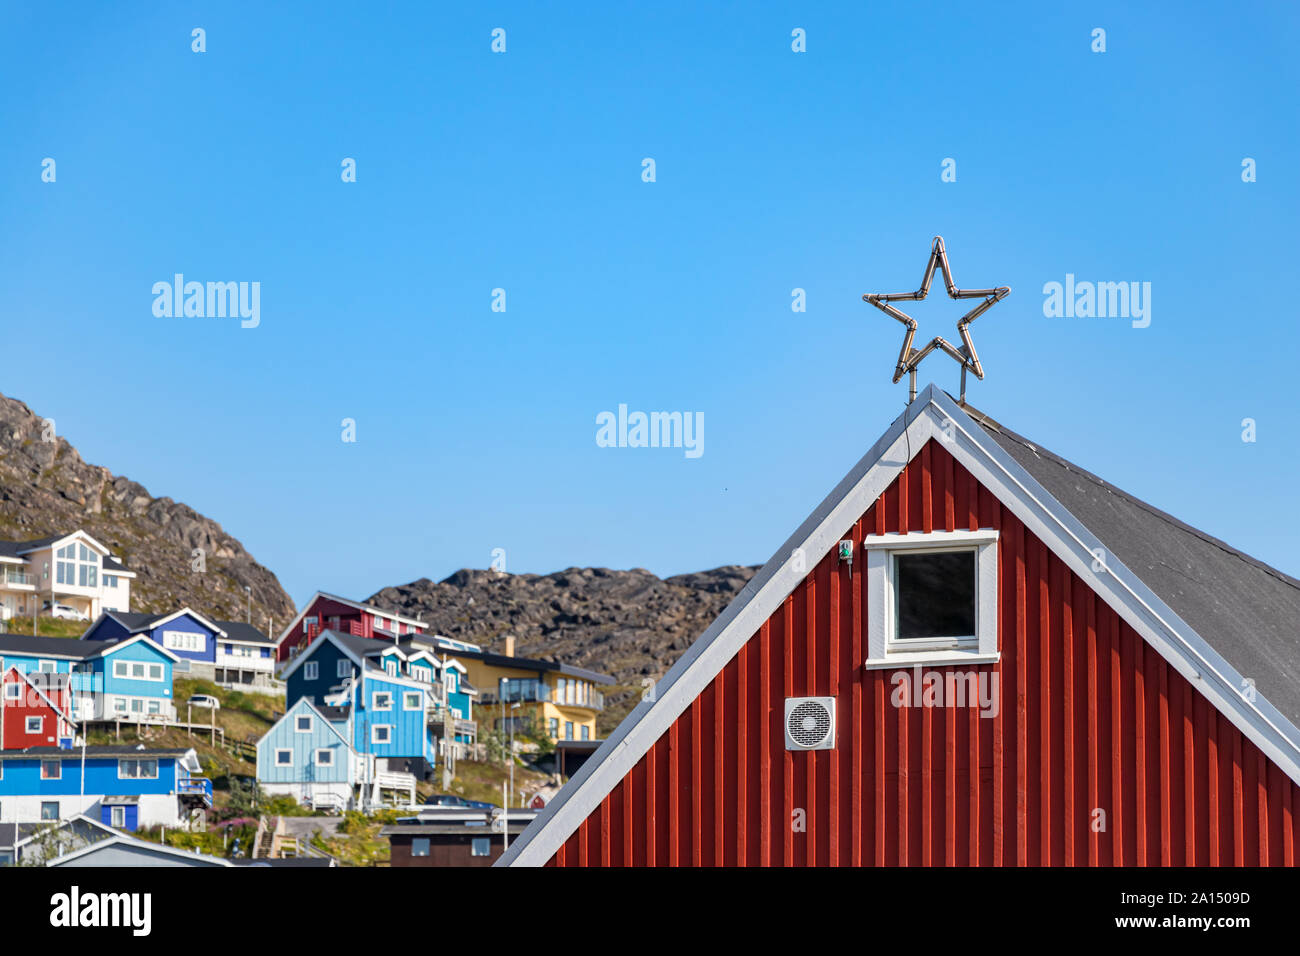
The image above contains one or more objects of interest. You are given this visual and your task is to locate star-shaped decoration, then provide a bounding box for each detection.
[863,236,1010,402]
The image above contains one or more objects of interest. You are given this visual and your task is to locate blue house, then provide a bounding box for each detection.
[279,631,442,785]
[0,745,210,830]
[255,697,372,811]
[82,608,277,690]
[0,634,177,724]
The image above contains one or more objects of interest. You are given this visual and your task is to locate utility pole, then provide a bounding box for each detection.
[244,586,252,624]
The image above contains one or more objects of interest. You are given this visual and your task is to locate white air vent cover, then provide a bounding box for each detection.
[784,696,836,751]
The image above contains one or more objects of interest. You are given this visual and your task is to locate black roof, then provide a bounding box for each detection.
[964,402,1300,730]
[0,745,192,758]
[99,610,165,632]
[0,535,63,558]
[0,634,109,660]
[212,620,274,645]
[317,705,351,722]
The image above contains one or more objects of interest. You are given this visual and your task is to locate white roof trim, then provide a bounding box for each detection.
[95,633,182,663]
[259,697,355,754]
[499,384,1300,866]
[144,607,227,637]
[48,833,232,867]
[16,530,111,557]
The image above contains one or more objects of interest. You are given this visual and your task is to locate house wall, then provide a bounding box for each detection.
[0,755,185,827]
[96,641,174,700]
[389,832,503,867]
[548,439,1300,867]
[0,672,72,749]
[146,613,218,664]
[256,700,354,787]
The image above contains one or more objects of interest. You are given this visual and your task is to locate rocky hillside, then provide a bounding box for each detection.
[0,391,295,627]
[369,565,759,734]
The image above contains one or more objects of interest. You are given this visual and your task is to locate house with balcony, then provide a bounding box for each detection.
[82,608,276,689]
[406,634,612,744]
[0,531,134,623]
[0,667,76,750]
[273,591,430,662]
[0,745,210,830]
[279,630,444,795]
[0,634,178,725]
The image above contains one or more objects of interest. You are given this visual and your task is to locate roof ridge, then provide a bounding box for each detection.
[959,400,1300,597]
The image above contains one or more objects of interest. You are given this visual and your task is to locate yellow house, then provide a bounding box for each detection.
[409,635,612,743]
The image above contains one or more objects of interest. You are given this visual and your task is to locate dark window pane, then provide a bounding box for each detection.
[895,551,976,640]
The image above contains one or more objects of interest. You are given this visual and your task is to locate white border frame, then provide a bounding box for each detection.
[864,529,999,668]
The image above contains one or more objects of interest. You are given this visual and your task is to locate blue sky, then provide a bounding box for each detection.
[2,2,1298,609]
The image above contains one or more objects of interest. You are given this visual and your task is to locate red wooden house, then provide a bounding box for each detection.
[273,591,429,662]
[1,666,76,750]
[500,384,1300,867]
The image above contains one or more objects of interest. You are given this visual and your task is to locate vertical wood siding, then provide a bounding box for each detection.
[550,439,1300,866]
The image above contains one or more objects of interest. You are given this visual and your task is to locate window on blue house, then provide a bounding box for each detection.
[38,660,55,674]
[373,692,392,711]
[295,715,313,733]
[118,759,158,779]
[110,806,125,828]
[304,662,319,680]
[40,801,58,821]
[403,692,421,710]
[372,725,392,744]
[337,660,351,678]
[40,760,61,780]
[275,749,292,767]
[315,749,334,767]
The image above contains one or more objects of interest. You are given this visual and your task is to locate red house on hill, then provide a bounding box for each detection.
[500,384,1300,867]
[1,667,76,750]
[273,591,429,662]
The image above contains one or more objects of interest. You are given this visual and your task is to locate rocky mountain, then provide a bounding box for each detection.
[369,565,759,734]
[0,391,295,628]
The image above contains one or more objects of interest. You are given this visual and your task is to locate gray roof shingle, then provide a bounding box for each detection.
[964,402,1300,730]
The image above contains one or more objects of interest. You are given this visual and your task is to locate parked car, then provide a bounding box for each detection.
[462,799,495,810]
[189,695,221,710]
[42,601,86,621]
[422,795,468,807]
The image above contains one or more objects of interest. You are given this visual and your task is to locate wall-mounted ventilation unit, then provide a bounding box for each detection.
[784,696,836,751]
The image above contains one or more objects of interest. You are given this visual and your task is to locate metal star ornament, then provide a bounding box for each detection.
[863,236,1010,403]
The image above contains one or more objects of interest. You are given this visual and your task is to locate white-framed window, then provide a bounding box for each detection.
[304,662,319,680]
[110,806,125,828]
[162,630,205,653]
[384,658,398,677]
[38,660,55,674]
[4,683,20,701]
[41,759,61,780]
[864,530,1000,668]
[56,542,98,588]
[412,666,430,683]
[314,749,334,767]
[112,697,128,714]
[295,715,313,733]
[372,692,392,711]
[106,575,118,589]
[372,725,392,745]
[275,749,293,767]
[146,699,161,715]
[25,716,42,734]
[118,758,158,779]
[403,692,421,710]
[337,659,351,678]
